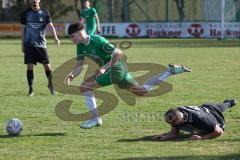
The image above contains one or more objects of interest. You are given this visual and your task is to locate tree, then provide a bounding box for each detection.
[1,0,28,21]
[0,0,2,20]
[175,0,185,22]
[122,0,130,22]
[41,0,74,20]
[0,0,73,21]
[108,0,114,21]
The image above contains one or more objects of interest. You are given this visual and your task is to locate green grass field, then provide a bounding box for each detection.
[0,39,240,160]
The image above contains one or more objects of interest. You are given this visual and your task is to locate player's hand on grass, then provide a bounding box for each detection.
[153,134,164,141]
[64,74,74,86]
[153,133,170,141]
[189,135,202,140]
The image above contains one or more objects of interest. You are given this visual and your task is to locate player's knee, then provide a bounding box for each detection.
[128,85,147,96]
[27,65,34,70]
[43,64,51,71]
[80,84,90,93]
[129,89,147,96]
[27,67,33,70]
[134,92,146,96]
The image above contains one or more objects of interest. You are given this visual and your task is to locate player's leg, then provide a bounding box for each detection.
[79,73,109,129]
[143,63,191,92]
[86,23,96,35]
[42,63,56,95]
[219,99,237,112]
[81,77,101,120]
[26,64,34,96]
[127,84,148,96]
[24,45,36,96]
[127,64,191,96]
[108,64,145,96]
[34,47,55,95]
[203,99,237,114]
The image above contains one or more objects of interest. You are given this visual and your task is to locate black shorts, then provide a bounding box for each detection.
[24,45,49,65]
[201,103,225,129]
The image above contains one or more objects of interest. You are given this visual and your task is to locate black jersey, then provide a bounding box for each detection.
[174,104,225,134]
[21,8,51,48]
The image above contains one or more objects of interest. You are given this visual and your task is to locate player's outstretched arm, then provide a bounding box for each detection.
[64,60,83,86]
[153,127,179,141]
[190,125,223,140]
[95,14,101,33]
[74,0,81,18]
[48,22,60,46]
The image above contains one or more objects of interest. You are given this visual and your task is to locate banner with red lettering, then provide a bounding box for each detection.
[1,22,239,38]
[97,22,240,38]
[0,23,65,37]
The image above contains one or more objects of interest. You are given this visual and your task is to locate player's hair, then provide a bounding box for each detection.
[67,23,84,35]
[164,108,182,124]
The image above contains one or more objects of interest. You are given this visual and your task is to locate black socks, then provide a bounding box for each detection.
[27,70,34,91]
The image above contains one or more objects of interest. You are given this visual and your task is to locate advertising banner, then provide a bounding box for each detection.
[0,23,65,37]
[1,22,239,38]
[98,22,240,38]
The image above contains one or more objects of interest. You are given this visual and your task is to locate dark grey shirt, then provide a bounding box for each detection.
[21,8,51,48]
[174,105,224,134]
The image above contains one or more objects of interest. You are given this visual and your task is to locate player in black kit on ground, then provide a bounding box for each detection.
[153,99,237,141]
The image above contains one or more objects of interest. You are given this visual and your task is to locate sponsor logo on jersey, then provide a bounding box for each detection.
[39,17,43,22]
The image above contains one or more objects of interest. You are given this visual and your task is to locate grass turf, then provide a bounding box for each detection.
[0,38,239,160]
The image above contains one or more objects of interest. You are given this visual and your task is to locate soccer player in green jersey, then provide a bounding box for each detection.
[65,23,191,129]
[79,0,100,35]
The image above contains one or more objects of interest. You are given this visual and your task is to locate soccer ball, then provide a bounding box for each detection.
[6,118,23,136]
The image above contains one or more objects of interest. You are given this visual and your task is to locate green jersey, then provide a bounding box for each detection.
[77,35,115,65]
[76,35,137,89]
[80,8,97,35]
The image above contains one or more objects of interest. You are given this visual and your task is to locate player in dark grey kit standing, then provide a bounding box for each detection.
[21,0,60,96]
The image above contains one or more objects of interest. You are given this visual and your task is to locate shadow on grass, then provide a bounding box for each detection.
[117,134,190,142]
[119,154,240,160]
[0,132,66,138]
[0,135,18,138]
[216,137,240,142]
[28,132,66,137]
[118,135,240,143]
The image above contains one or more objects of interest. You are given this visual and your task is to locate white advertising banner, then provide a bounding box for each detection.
[96,22,240,38]
[1,22,239,38]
